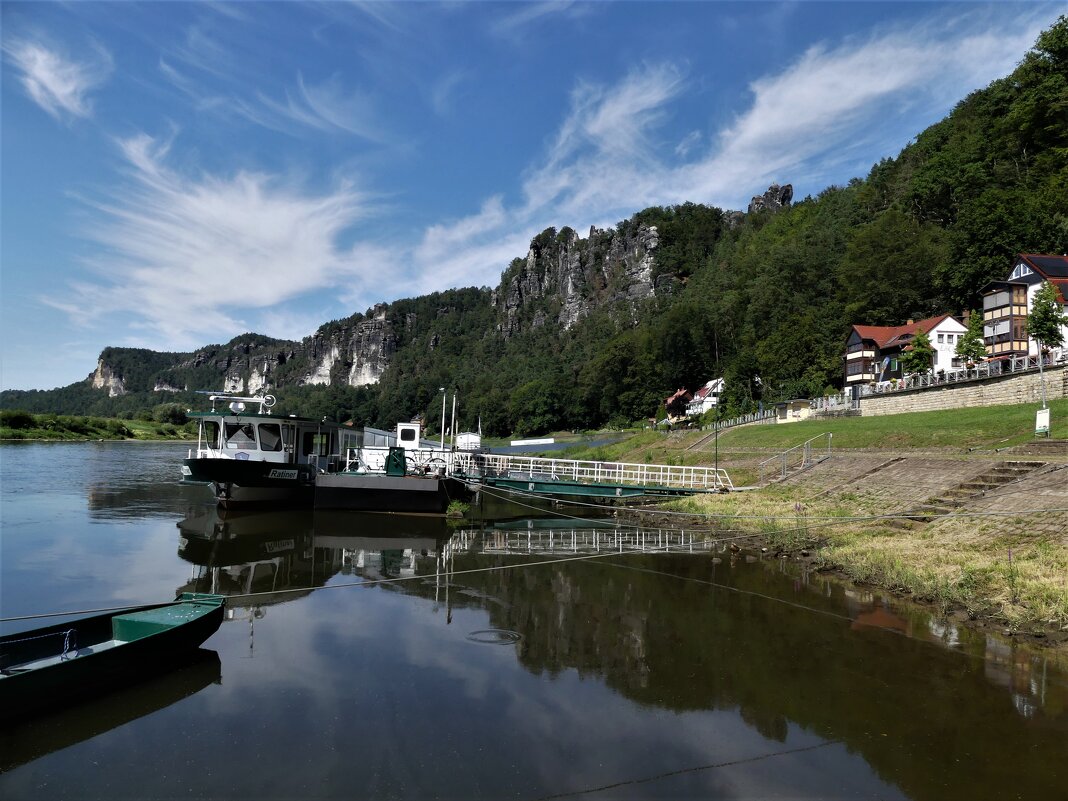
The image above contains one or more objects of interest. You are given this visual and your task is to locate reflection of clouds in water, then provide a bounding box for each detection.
[4,517,190,614]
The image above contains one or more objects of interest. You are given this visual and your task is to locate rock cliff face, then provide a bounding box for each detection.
[91,360,126,397]
[747,183,793,214]
[79,200,751,397]
[492,223,660,337]
[299,304,396,388]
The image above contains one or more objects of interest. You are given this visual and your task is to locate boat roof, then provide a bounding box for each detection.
[188,410,343,426]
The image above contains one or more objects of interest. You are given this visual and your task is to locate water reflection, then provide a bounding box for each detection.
[0,649,220,774]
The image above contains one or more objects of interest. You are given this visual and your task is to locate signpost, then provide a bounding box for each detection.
[1035,408,1050,438]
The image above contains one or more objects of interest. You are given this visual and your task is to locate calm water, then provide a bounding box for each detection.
[0,442,1065,800]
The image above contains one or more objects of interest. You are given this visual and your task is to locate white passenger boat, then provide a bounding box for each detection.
[181,393,356,507]
[182,394,472,513]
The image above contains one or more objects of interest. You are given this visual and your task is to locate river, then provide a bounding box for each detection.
[0,441,1064,800]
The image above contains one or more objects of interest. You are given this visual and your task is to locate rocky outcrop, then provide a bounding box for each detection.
[300,304,396,388]
[91,360,126,397]
[747,183,793,214]
[493,223,660,337]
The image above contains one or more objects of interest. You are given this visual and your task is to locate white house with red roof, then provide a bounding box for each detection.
[686,378,724,417]
[844,314,967,390]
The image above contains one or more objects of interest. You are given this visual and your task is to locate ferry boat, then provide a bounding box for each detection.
[181,393,357,507]
[181,393,472,513]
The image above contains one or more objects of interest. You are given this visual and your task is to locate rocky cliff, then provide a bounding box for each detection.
[72,192,792,399]
[493,221,661,336]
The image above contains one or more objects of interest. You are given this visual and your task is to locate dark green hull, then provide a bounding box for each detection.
[182,457,317,507]
[0,594,224,723]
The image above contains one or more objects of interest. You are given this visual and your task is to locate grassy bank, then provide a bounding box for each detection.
[0,411,196,441]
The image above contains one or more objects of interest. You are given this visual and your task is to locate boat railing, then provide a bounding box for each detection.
[451,452,732,491]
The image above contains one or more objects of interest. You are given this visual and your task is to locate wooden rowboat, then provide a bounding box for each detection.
[0,593,225,722]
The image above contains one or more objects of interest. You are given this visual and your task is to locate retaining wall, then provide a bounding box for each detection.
[859,364,1067,417]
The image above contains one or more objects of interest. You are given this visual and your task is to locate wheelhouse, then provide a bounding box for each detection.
[189,394,358,473]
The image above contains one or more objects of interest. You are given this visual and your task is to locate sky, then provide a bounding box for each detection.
[1,1,1062,391]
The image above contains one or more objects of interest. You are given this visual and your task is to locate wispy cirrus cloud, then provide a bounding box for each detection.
[238,73,388,141]
[46,7,1057,350]
[488,1,591,39]
[399,9,1053,299]
[2,35,112,120]
[48,132,374,347]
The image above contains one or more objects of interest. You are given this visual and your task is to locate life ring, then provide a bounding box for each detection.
[262,395,277,409]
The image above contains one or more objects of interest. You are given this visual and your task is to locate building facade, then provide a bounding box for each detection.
[844,315,967,391]
[981,254,1068,358]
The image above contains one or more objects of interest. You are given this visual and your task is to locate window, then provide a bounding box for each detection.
[303,432,330,456]
[937,333,944,343]
[400,428,416,442]
[201,421,220,448]
[983,291,1010,310]
[224,423,256,449]
[258,424,282,452]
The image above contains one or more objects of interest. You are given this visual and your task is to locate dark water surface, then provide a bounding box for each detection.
[0,442,1064,800]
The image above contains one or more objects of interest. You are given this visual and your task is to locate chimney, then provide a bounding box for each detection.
[907,318,914,325]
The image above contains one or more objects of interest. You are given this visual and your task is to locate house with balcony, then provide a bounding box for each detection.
[981,254,1068,358]
[843,314,967,392]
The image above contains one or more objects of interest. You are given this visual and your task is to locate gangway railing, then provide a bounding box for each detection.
[758,433,833,484]
[452,452,732,491]
[452,527,712,555]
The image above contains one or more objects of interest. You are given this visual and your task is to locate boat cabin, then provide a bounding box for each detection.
[189,394,358,474]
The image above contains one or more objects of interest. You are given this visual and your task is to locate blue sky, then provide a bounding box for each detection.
[1,1,1061,391]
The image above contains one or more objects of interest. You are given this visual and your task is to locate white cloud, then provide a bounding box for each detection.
[48,133,373,347]
[430,69,469,117]
[2,36,112,120]
[489,1,589,38]
[241,72,388,141]
[676,15,1045,204]
[392,9,1053,300]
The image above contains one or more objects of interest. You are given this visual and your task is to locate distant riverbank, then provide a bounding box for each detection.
[0,410,196,442]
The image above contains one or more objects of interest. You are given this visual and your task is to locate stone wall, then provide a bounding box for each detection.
[860,364,1067,416]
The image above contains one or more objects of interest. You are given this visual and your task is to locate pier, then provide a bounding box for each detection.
[451,452,732,499]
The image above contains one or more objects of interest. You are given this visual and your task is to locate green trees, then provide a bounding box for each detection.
[2,18,1066,438]
[955,311,988,364]
[901,331,936,374]
[1027,281,1068,351]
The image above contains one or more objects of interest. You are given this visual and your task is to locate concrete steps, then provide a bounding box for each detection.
[897,460,1047,525]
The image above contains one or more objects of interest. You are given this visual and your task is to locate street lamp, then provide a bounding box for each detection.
[439,387,446,452]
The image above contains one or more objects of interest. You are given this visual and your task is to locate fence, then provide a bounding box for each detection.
[758,433,833,484]
[452,452,733,491]
[811,352,1067,411]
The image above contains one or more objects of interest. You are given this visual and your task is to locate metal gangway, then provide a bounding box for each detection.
[451,451,732,492]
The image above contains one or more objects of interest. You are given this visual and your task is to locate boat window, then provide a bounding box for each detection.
[201,421,220,448]
[258,424,283,452]
[224,422,257,449]
[400,428,416,442]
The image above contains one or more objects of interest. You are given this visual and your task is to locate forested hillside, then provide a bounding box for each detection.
[3,18,1065,436]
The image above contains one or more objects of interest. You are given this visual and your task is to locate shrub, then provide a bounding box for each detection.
[0,410,35,429]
